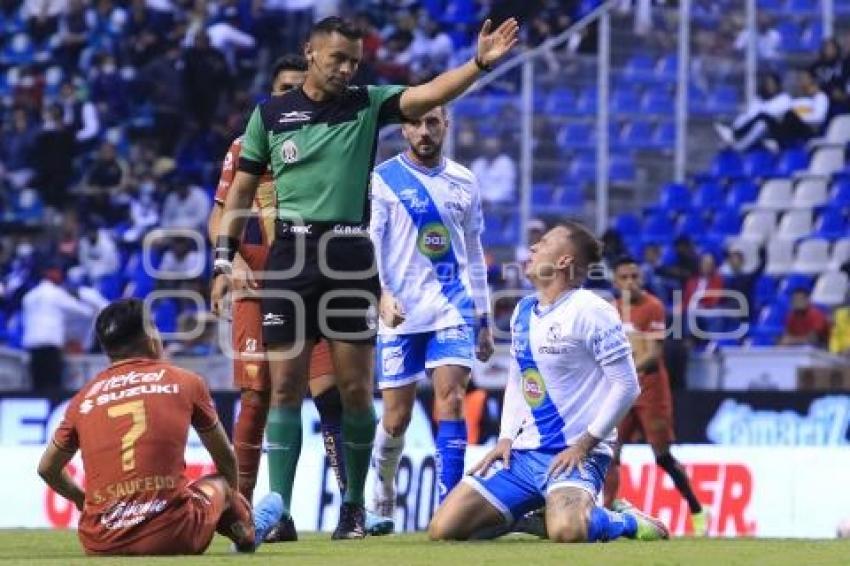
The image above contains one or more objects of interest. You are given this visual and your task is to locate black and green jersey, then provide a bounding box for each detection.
[238,84,406,224]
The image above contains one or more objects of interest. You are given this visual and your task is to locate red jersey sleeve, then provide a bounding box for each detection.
[214,138,242,204]
[647,299,666,335]
[189,372,219,433]
[52,400,80,453]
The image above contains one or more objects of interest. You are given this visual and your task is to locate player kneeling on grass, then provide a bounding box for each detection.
[36,298,282,555]
[428,222,669,543]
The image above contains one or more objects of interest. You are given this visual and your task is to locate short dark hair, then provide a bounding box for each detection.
[271,54,307,78]
[95,298,150,359]
[309,16,363,41]
[559,220,603,272]
[613,255,638,271]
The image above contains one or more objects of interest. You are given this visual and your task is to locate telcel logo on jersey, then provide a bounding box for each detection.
[418,222,450,259]
[522,369,547,408]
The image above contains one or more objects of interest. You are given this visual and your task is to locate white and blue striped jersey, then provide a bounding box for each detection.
[370,153,490,335]
[500,290,633,456]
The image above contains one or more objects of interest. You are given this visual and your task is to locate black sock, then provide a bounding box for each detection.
[656,452,702,514]
[314,388,347,494]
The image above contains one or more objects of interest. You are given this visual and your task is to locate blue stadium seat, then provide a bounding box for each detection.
[678,212,707,236]
[545,88,575,116]
[657,182,692,213]
[98,273,125,301]
[711,208,742,237]
[611,88,642,114]
[643,212,674,244]
[652,121,676,149]
[613,213,642,237]
[618,121,654,150]
[609,154,636,182]
[801,21,824,52]
[710,149,744,179]
[575,87,598,115]
[655,54,678,81]
[152,298,178,334]
[788,0,819,14]
[623,53,656,82]
[749,325,782,346]
[757,0,783,10]
[558,187,583,209]
[726,180,759,209]
[642,87,673,114]
[775,147,809,176]
[742,149,776,178]
[831,179,850,209]
[532,183,555,207]
[753,275,778,312]
[779,273,816,296]
[709,85,739,114]
[557,123,594,151]
[777,20,804,52]
[693,181,725,210]
[567,152,596,183]
[813,208,847,240]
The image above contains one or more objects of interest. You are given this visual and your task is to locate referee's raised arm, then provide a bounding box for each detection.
[399,18,519,119]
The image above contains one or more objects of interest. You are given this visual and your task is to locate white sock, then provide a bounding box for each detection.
[371,420,405,516]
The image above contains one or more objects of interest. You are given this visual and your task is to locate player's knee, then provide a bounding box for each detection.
[269,380,302,407]
[655,450,675,467]
[241,389,270,409]
[435,387,465,420]
[547,512,587,543]
[336,379,372,410]
[427,515,458,541]
[381,407,411,437]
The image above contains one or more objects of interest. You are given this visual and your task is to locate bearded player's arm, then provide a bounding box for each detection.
[399,18,519,120]
[38,410,85,511]
[632,302,665,375]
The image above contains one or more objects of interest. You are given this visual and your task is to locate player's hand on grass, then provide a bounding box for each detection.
[210,273,232,318]
[469,437,512,476]
[476,18,519,68]
[476,327,495,362]
[379,291,406,328]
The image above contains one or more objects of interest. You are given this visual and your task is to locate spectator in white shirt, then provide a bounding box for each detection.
[470,136,517,206]
[123,181,161,244]
[734,15,782,62]
[714,73,792,151]
[59,81,100,152]
[157,236,205,302]
[205,7,256,71]
[64,265,110,353]
[22,266,95,392]
[161,181,211,232]
[78,224,120,285]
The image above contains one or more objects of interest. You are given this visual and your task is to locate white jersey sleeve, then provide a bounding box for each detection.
[369,173,392,292]
[464,176,490,317]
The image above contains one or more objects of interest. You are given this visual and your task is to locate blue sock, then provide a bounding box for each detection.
[435,419,467,503]
[587,507,637,542]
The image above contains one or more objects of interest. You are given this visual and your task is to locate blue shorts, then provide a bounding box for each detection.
[464,448,611,523]
[376,325,475,389]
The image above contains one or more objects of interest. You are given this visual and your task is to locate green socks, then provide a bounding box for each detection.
[266,406,303,517]
[342,407,377,506]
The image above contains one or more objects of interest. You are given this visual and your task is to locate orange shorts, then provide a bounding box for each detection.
[232,299,334,391]
[83,478,245,556]
[617,373,675,447]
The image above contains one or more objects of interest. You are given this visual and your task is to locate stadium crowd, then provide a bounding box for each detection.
[4,0,850,393]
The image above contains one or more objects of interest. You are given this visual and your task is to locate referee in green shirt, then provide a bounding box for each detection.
[212,15,518,539]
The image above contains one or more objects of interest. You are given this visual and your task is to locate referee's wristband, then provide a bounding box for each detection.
[474,56,492,73]
[213,236,239,276]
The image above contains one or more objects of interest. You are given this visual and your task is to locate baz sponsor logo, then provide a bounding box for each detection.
[417,222,450,259]
[521,369,546,408]
[281,139,299,164]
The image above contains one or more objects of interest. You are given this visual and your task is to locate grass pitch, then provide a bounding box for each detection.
[1,530,849,565]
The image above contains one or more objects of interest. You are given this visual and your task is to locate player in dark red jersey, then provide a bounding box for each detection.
[36,298,283,555]
[207,54,344,542]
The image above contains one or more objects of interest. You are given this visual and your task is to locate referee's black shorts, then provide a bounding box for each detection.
[260,221,379,346]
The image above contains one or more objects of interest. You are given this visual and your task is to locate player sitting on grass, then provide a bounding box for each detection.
[37,298,282,555]
[428,222,669,543]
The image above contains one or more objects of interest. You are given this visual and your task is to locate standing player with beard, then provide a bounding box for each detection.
[366,106,494,534]
[208,55,346,542]
[605,257,708,535]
